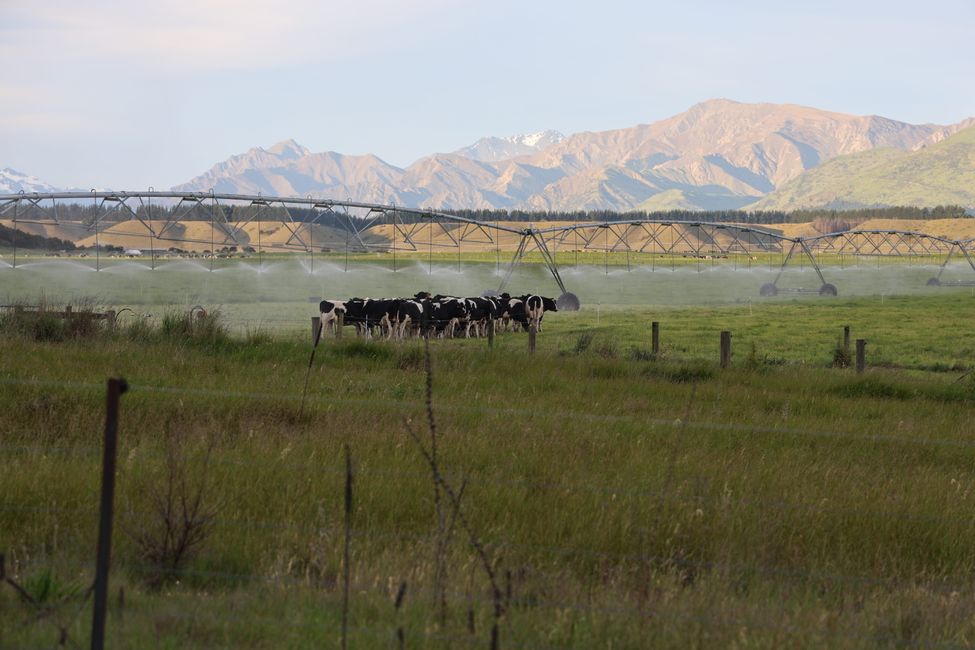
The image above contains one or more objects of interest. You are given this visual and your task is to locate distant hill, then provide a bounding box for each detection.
[748,125,975,211]
[172,100,974,211]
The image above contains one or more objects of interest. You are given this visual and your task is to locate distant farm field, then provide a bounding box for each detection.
[5,216,975,253]
[5,283,975,646]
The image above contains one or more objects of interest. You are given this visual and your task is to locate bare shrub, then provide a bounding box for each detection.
[124,424,218,589]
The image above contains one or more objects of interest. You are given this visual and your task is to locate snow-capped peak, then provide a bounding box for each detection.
[453,130,565,162]
[510,130,564,148]
[0,168,62,194]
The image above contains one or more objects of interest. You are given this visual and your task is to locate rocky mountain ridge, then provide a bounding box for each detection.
[172,99,974,211]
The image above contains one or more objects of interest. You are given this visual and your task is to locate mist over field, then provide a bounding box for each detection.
[2,256,971,334]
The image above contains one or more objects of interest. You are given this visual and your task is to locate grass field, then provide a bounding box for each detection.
[5,284,975,647]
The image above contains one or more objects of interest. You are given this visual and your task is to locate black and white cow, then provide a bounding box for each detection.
[426,298,468,338]
[343,298,392,337]
[506,297,528,332]
[463,297,502,337]
[318,299,346,335]
[524,295,558,332]
[396,299,424,339]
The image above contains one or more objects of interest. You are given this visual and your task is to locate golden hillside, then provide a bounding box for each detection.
[6,218,975,253]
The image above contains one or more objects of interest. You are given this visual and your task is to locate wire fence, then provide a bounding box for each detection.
[5,367,975,648]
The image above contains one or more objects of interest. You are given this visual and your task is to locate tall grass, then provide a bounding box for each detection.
[5,310,975,646]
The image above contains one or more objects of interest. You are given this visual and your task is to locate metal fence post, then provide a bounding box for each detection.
[91,377,128,650]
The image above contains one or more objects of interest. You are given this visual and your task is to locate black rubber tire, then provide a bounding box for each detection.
[556,292,581,311]
[927,277,941,286]
[819,283,838,296]
[759,283,778,297]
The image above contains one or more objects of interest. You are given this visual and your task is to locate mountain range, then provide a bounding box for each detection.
[0,168,62,194]
[7,99,975,211]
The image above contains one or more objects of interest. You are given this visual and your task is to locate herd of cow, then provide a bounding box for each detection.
[318,292,558,339]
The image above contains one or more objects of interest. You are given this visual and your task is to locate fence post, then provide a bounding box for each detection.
[311,317,321,344]
[342,444,353,650]
[720,331,732,368]
[336,312,344,340]
[843,325,850,354]
[487,317,495,348]
[856,339,866,374]
[91,377,128,650]
[528,323,537,354]
[651,321,660,356]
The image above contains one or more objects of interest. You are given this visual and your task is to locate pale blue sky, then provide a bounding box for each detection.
[2,0,973,189]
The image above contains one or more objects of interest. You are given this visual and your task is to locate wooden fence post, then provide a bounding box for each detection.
[528,323,537,354]
[651,321,660,356]
[856,339,866,374]
[311,316,321,344]
[843,325,850,354]
[91,377,128,650]
[720,331,732,368]
[487,317,495,348]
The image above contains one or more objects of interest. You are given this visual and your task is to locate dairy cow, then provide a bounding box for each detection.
[524,295,558,332]
[318,300,346,335]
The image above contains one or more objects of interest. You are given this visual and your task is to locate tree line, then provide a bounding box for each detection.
[0,223,76,250]
[6,201,970,230]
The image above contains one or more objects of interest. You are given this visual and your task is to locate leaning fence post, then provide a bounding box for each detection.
[651,321,660,356]
[311,316,321,344]
[856,339,866,374]
[720,331,732,368]
[91,377,128,650]
[528,322,537,354]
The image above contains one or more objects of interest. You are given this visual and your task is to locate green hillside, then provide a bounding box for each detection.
[748,126,975,211]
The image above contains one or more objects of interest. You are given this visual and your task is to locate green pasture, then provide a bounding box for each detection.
[4,289,975,646]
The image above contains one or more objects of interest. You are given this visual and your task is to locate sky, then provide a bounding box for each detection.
[1,0,973,190]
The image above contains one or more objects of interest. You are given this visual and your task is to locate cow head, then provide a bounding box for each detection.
[542,296,558,312]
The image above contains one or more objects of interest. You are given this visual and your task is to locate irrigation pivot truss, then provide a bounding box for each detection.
[4,191,975,302]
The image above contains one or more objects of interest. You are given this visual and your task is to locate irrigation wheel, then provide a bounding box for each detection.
[556,292,581,311]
